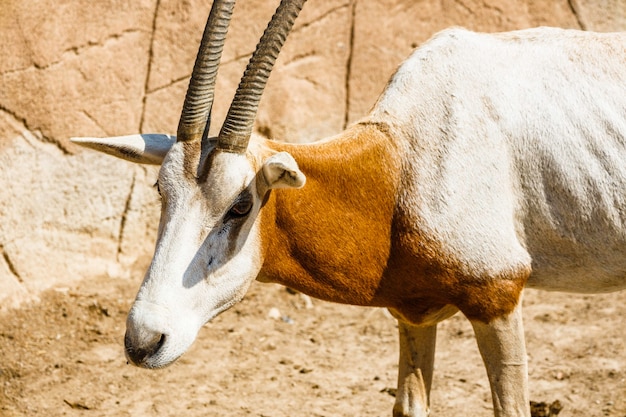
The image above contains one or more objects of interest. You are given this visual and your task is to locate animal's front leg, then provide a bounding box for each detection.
[470,302,530,417]
[392,322,437,417]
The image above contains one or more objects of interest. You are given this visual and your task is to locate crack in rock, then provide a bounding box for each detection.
[567,0,586,30]
[343,0,357,129]
[1,246,23,284]
[117,172,137,261]
[140,0,162,133]
[0,106,70,155]
[1,29,144,76]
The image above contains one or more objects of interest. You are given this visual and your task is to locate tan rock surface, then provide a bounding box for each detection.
[570,0,626,31]
[0,0,624,305]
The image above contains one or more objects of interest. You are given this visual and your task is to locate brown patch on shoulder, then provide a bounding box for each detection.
[458,266,530,323]
[383,263,529,324]
[380,221,531,324]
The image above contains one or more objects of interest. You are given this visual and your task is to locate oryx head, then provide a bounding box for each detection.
[73,0,306,368]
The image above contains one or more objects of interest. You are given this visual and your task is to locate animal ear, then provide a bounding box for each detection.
[261,152,306,190]
[71,134,176,165]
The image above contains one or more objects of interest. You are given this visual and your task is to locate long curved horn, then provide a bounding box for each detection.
[217,0,307,153]
[177,0,236,143]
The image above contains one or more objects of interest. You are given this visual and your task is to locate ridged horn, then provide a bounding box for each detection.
[217,0,307,153]
[177,0,236,143]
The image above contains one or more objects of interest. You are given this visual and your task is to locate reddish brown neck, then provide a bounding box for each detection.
[258,122,403,306]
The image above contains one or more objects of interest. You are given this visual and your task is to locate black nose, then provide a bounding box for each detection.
[124,331,166,367]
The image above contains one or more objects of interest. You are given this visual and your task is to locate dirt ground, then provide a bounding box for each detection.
[0,265,624,417]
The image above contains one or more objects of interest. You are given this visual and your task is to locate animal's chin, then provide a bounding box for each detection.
[135,352,183,370]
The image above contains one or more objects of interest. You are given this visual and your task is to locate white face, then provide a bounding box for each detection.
[124,142,265,369]
[72,133,305,368]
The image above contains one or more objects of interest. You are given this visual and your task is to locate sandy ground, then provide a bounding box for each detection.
[0,267,624,417]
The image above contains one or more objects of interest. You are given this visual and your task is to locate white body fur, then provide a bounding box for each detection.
[374,27,626,293]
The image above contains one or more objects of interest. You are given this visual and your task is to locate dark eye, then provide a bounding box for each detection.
[227,199,253,219]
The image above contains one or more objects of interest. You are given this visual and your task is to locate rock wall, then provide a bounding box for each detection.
[0,0,624,307]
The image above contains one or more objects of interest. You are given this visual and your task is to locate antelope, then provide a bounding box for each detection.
[72,0,626,415]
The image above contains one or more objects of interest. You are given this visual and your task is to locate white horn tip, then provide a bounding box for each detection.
[71,134,176,165]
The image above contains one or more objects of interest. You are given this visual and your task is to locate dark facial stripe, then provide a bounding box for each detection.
[224,188,255,256]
